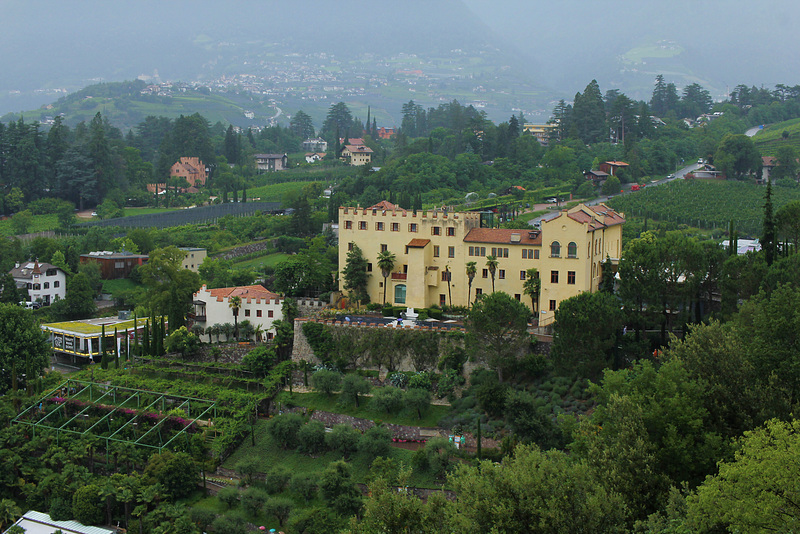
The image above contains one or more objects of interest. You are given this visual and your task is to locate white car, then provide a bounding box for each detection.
[546,197,558,203]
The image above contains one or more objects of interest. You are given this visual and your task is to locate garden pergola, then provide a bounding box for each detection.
[13,380,217,461]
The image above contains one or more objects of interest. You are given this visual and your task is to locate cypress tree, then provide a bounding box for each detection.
[133,314,138,356]
[476,418,482,459]
[160,316,167,355]
[114,327,119,369]
[101,324,106,360]
[143,320,150,356]
[763,178,776,266]
[365,106,371,136]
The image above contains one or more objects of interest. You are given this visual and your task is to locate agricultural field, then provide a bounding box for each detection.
[246,181,321,203]
[752,117,800,156]
[607,178,800,237]
[0,213,59,237]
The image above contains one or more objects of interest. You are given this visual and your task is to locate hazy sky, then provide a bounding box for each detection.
[464,0,800,91]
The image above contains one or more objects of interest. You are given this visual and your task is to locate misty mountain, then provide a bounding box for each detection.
[2,0,799,120]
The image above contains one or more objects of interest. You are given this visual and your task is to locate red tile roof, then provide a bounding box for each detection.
[340,138,365,146]
[604,161,629,167]
[345,145,373,153]
[369,200,401,211]
[464,228,542,245]
[205,285,280,302]
[407,238,431,248]
[562,203,625,231]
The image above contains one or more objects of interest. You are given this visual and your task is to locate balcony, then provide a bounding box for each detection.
[391,273,407,281]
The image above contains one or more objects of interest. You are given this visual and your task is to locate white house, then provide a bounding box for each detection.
[9,260,67,306]
[4,510,116,534]
[191,285,283,341]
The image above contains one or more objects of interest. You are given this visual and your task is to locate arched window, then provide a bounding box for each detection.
[394,284,406,304]
[568,242,578,258]
[550,241,561,258]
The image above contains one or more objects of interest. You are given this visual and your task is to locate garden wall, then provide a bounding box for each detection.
[291,318,468,375]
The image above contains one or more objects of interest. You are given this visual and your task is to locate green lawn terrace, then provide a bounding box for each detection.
[13,380,217,459]
[42,315,165,365]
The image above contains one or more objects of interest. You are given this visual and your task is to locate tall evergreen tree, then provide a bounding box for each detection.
[573,80,607,144]
[763,178,776,266]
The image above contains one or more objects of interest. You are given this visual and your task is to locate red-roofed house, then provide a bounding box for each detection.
[191,285,283,341]
[375,127,396,140]
[148,156,208,193]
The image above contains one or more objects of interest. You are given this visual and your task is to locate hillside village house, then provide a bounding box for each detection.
[9,260,67,305]
[191,285,283,341]
[341,144,373,166]
[147,157,208,194]
[339,201,624,326]
[305,152,326,163]
[522,123,557,145]
[254,153,289,172]
[302,137,328,152]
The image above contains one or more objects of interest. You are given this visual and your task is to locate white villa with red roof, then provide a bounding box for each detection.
[191,285,283,341]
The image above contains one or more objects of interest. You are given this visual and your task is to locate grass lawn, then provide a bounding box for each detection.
[276,391,449,428]
[122,207,180,217]
[232,252,290,270]
[101,278,144,298]
[515,209,548,224]
[222,418,441,489]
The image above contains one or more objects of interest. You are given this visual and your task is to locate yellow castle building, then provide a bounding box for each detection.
[338,201,624,325]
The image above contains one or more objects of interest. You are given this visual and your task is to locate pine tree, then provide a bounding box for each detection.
[365,106,371,136]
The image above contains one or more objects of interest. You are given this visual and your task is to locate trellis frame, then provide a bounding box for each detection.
[13,380,217,460]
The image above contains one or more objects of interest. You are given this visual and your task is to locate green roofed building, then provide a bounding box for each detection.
[41,313,163,364]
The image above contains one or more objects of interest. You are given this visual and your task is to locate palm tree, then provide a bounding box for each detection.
[523,268,541,314]
[486,255,498,293]
[253,323,264,343]
[239,320,255,341]
[219,322,234,342]
[229,296,242,340]
[445,265,453,307]
[376,250,397,305]
[466,261,477,307]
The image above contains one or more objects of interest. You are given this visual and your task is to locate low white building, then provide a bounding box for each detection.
[9,260,67,305]
[191,285,283,341]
